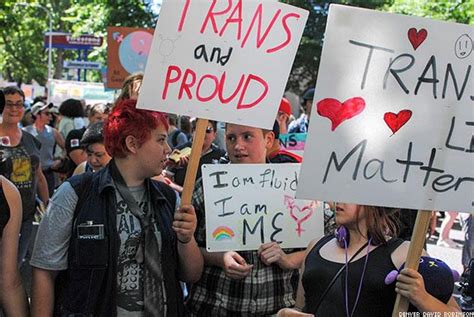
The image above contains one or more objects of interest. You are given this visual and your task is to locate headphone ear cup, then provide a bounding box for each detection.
[335,226,349,248]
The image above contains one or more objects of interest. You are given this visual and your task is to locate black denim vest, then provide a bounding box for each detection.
[54,165,184,316]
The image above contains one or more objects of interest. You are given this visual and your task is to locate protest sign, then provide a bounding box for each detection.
[279,132,306,156]
[297,5,473,213]
[106,27,154,89]
[137,0,308,130]
[202,163,323,252]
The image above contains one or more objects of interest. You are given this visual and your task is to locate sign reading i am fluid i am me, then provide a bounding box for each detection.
[137,0,308,130]
[297,5,473,212]
[202,164,323,252]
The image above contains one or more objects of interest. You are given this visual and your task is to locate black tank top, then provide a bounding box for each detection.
[0,188,10,239]
[303,235,404,316]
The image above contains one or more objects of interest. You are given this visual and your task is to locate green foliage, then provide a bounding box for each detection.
[1,0,471,90]
[0,0,156,86]
[384,0,473,24]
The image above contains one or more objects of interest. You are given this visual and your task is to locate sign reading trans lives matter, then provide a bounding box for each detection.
[202,164,323,252]
[297,5,473,212]
[137,0,308,129]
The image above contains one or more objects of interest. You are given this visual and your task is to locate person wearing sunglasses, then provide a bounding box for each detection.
[0,86,49,268]
[164,120,226,190]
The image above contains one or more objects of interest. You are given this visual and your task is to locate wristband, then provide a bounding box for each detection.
[177,238,191,244]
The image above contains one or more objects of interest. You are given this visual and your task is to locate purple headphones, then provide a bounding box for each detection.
[335,225,349,248]
[335,226,375,317]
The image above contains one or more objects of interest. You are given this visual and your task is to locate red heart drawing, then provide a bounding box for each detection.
[317,97,366,131]
[408,28,427,50]
[384,110,412,135]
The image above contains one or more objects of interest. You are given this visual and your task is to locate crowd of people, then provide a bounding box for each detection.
[0,73,469,316]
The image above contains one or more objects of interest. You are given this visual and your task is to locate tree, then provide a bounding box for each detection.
[0,0,156,86]
[281,0,389,96]
[384,0,473,25]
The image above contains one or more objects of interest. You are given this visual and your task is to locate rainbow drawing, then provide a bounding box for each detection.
[212,226,235,241]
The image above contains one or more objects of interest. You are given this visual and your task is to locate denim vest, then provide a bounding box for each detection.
[54,165,184,316]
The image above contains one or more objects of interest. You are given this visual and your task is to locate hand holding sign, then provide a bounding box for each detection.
[223,251,253,280]
[258,242,287,268]
[173,204,197,244]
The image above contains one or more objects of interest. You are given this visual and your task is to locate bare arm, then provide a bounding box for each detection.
[201,248,253,279]
[36,164,50,204]
[31,268,58,317]
[173,204,203,283]
[177,238,203,282]
[201,248,226,267]
[69,149,87,165]
[53,128,65,150]
[258,242,306,270]
[0,176,29,317]
[72,161,87,176]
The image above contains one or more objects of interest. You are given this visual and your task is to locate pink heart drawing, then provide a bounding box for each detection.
[408,28,427,50]
[383,109,413,135]
[316,97,366,131]
[289,204,315,237]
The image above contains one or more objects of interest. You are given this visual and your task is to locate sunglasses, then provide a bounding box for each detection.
[206,127,214,133]
[5,102,24,108]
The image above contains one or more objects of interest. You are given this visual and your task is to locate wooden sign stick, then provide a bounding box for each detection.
[181,118,209,205]
[392,209,432,316]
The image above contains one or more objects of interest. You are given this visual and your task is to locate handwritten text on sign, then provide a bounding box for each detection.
[297,5,473,212]
[137,0,308,129]
[203,164,323,251]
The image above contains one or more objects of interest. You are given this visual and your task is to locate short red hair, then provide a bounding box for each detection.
[104,99,169,158]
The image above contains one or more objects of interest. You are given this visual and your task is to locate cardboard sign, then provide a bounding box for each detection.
[106,27,154,89]
[202,164,324,251]
[297,5,473,212]
[279,133,306,156]
[137,0,308,129]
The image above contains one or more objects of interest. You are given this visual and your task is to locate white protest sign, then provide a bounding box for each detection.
[202,164,324,251]
[137,0,308,130]
[297,5,473,212]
